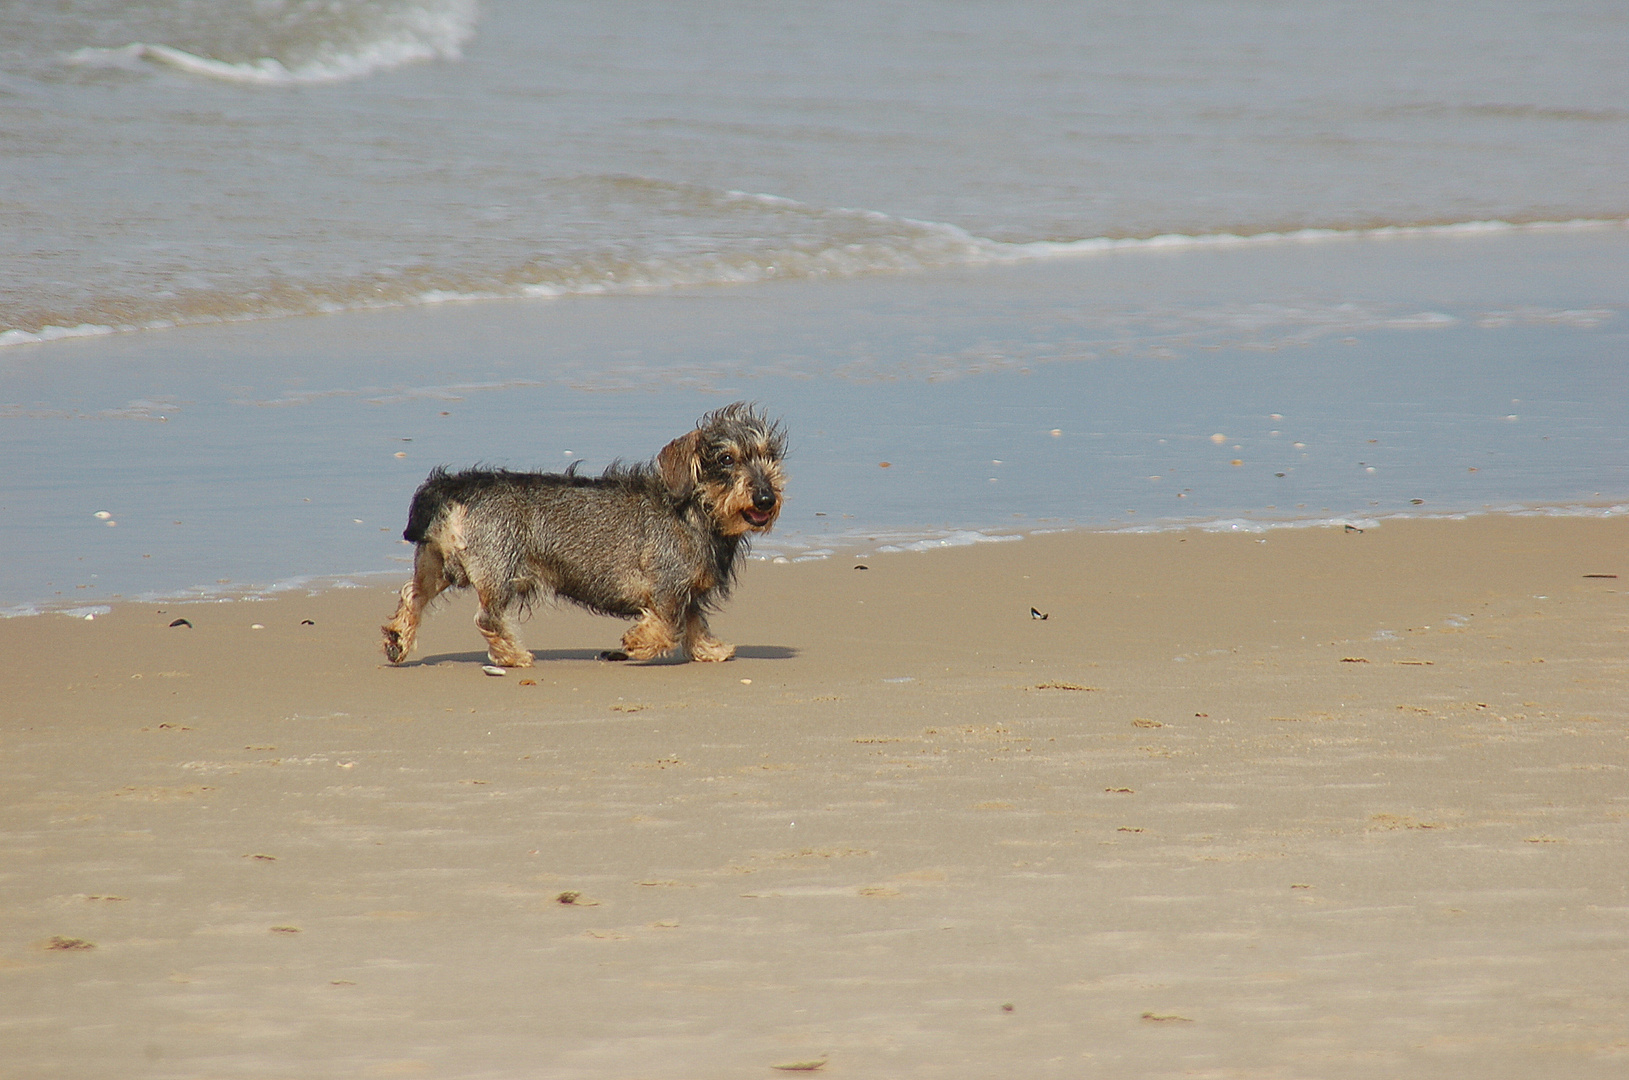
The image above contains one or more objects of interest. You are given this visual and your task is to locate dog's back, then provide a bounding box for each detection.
[403,466,613,543]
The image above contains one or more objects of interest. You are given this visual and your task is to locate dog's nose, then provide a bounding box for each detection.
[752,489,777,512]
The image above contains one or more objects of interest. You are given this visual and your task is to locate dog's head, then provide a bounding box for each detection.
[658,402,787,536]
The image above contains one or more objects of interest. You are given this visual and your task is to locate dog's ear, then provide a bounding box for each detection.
[657,430,703,499]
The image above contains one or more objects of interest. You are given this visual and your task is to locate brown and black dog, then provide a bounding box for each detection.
[381,402,786,667]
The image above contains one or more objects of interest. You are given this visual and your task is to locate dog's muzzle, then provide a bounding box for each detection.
[742,488,778,528]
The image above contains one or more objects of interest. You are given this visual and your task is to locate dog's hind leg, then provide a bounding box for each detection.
[474,582,533,667]
[382,545,449,663]
[682,605,735,662]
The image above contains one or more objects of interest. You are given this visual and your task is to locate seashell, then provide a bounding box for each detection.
[482,665,506,676]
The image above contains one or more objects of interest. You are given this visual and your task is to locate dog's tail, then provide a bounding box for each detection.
[403,466,456,544]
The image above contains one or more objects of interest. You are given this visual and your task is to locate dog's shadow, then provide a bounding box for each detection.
[408,645,797,668]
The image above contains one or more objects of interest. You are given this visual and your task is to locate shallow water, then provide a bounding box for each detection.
[2,2,1626,611]
[4,226,1624,613]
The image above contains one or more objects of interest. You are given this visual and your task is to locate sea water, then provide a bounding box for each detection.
[2,1,1625,613]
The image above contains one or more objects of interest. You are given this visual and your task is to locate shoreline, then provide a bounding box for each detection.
[3,513,1626,1077]
[9,499,1626,620]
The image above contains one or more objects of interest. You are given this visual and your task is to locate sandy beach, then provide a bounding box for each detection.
[2,514,1625,1078]
[6,4,1626,1075]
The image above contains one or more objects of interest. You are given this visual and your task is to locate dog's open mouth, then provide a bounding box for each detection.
[741,508,773,528]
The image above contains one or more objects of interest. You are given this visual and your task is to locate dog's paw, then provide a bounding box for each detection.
[381,629,406,664]
[688,639,736,662]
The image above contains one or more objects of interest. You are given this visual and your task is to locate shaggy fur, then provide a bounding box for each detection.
[381,402,787,666]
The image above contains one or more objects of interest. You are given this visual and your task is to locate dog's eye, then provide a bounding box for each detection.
[718,453,734,467]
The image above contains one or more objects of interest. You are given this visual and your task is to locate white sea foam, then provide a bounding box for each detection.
[873,531,1026,554]
[64,0,477,86]
[0,323,117,347]
[1001,216,1629,263]
[1111,503,1629,539]
[56,605,112,620]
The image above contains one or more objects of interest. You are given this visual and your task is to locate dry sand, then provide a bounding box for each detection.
[2,515,1626,1079]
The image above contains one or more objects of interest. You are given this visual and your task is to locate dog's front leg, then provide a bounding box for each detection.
[621,606,680,661]
[382,546,448,664]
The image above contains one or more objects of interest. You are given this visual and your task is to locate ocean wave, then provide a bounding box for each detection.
[4,183,1626,347]
[63,0,477,86]
[999,215,1629,261]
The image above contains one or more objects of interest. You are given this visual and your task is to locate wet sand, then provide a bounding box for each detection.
[2,515,1626,1078]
